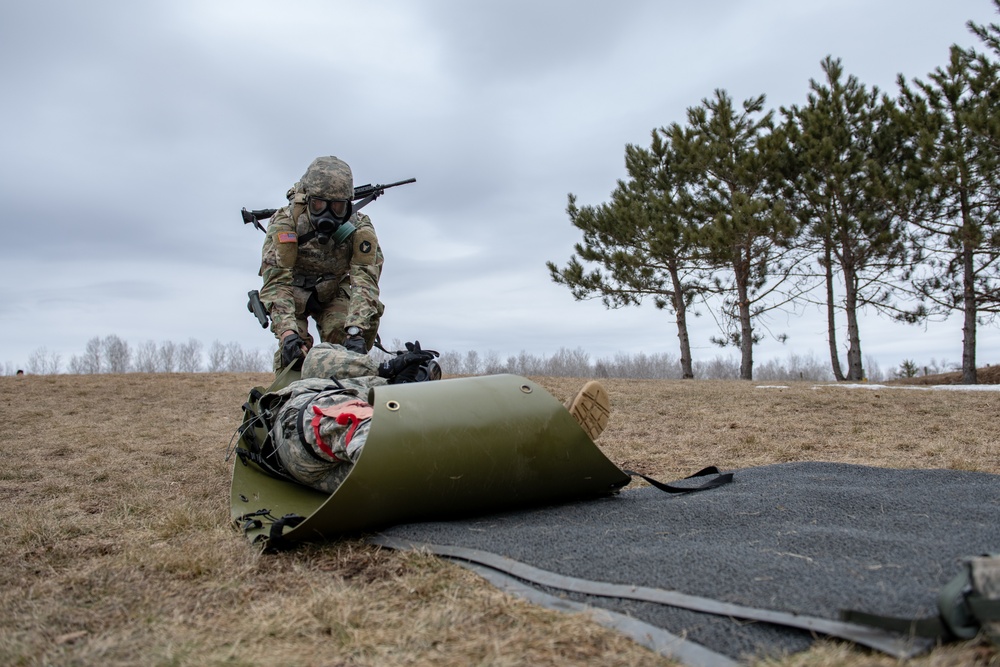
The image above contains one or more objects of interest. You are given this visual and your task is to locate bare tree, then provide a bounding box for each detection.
[69,337,103,374]
[206,341,227,372]
[482,350,504,374]
[177,339,203,372]
[158,341,177,373]
[864,355,886,382]
[463,350,481,375]
[543,347,592,377]
[754,352,834,381]
[102,335,131,374]
[224,342,269,372]
[26,348,61,375]
[693,356,741,379]
[593,351,683,379]
[134,340,159,373]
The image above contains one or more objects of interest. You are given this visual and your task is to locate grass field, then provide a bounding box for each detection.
[1,371,998,666]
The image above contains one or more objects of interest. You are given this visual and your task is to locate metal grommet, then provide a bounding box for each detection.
[386,400,401,411]
[520,384,532,394]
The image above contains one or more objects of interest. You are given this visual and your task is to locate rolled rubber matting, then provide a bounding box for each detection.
[377,462,1000,662]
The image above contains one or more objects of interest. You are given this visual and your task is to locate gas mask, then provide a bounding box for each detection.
[307,196,353,244]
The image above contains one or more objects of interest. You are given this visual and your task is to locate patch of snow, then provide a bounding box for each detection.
[918,384,1000,392]
[812,383,1000,392]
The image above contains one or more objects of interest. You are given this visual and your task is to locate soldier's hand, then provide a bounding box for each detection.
[280,332,308,369]
[377,341,437,383]
[344,335,367,354]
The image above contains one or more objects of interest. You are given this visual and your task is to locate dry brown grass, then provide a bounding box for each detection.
[886,364,1000,386]
[1,372,998,667]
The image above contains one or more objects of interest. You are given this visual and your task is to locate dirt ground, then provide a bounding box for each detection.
[1,371,997,666]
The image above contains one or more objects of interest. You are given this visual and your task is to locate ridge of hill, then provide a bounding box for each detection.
[885,364,1000,385]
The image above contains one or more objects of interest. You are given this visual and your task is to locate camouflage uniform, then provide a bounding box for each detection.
[259,156,385,370]
[300,342,383,380]
[269,378,376,494]
[267,344,389,494]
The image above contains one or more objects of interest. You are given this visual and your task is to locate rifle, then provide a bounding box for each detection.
[247,290,269,328]
[240,177,416,232]
[350,177,416,213]
[241,208,276,233]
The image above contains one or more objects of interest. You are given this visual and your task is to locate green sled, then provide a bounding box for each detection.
[230,373,631,548]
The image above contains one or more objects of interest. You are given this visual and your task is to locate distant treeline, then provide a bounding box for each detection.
[3,334,963,382]
[434,346,960,383]
[7,336,272,375]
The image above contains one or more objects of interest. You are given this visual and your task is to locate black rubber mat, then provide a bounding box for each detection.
[378,462,1000,662]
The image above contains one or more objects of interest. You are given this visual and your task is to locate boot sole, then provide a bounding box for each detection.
[567,380,610,440]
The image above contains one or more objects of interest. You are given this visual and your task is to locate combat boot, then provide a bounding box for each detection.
[566,380,610,440]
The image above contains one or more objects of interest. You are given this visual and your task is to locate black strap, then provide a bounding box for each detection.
[266,513,305,551]
[464,561,741,667]
[292,273,339,289]
[232,375,300,482]
[235,429,296,482]
[623,465,734,494]
[969,595,1000,621]
[371,535,932,660]
[842,591,1000,643]
[842,556,1000,642]
[840,610,948,639]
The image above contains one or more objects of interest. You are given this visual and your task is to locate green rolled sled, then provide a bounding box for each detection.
[231,374,630,548]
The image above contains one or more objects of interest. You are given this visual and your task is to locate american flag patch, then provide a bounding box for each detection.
[277,232,297,243]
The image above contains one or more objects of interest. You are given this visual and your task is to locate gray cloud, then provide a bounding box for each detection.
[1,0,997,372]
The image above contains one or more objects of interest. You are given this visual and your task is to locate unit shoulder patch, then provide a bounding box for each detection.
[352,227,378,266]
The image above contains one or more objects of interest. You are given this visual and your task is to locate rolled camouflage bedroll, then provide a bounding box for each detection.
[230,373,631,547]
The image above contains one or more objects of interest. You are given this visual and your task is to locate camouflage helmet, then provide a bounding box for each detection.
[299,156,353,200]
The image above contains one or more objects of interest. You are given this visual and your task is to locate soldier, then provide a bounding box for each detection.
[259,156,385,371]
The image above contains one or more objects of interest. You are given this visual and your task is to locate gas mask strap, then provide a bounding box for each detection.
[297,220,355,246]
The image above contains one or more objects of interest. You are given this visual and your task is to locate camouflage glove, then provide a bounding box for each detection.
[280,332,308,369]
[377,341,436,384]
[344,335,367,354]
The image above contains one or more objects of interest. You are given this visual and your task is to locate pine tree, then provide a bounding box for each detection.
[898,31,1000,383]
[547,130,706,378]
[777,57,914,382]
[673,90,802,380]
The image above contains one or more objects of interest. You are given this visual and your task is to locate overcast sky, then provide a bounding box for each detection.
[2,0,999,375]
